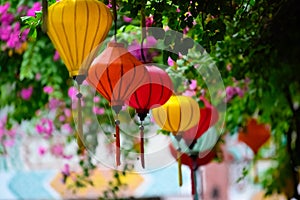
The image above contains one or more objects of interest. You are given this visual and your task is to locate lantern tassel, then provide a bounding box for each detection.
[115,119,121,166]
[76,85,84,154]
[177,150,183,186]
[191,156,198,197]
[140,124,145,168]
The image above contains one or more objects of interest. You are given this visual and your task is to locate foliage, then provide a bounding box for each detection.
[1,0,300,199]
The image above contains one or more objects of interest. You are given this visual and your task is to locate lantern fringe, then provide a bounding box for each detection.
[76,85,85,154]
[140,124,145,168]
[115,119,121,166]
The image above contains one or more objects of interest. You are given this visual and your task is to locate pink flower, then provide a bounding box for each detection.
[189,80,197,90]
[93,106,105,115]
[93,96,100,103]
[68,86,77,99]
[38,146,47,155]
[49,98,62,110]
[123,16,132,23]
[26,2,41,17]
[35,73,41,80]
[20,86,33,100]
[59,115,65,122]
[61,163,70,176]
[50,143,64,157]
[43,86,54,94]
[182,90,196,97]
[3,139,14,147]
[167,57,174,66]
[225,86,236,102]
[235,87,244,98]
[0,2,10,14]
[146,15,154,27]
[64,108,71,117]
[53,50,60,61]
[35,118,54,138]
[61,123,72,134]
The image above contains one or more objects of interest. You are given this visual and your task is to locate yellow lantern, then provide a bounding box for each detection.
[152,95,200,186]
[152,95,200,135]
[47,0,113,78]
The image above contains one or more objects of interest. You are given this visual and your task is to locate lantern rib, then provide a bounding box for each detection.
[74,1,78,67]
[156,74,166,107]
[144,73,153,109]
[95,67,110,100]
[156,107,166,130]
[61,6,75,72]
[133,90,143,109]
[121,61,136,100]
[106,66,114,100]
[116,63,124,103]
[89,3,101,56]
[167,106,177,132]
[177,101,182,132]
[182,98,196,131]
[48,3,72,73]
[81,0,89,68]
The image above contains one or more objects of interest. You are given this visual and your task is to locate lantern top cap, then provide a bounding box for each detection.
[107,42,125,48]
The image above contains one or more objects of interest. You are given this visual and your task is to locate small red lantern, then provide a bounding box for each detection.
[238,118,271,154]
[169,144,215,196]
[128,65,173,168]
[183,96,219,146]
[87,42,147,166]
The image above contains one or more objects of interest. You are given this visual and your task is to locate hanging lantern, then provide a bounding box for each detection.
[169,144,215,197]
[47,0,113,78]
[46,0,113,153]
[238,118,271,154]
[183,96,219,147]
[128,65,173,168]
[152,95,200,186]
[87,42,148,166]
[170,126,219,198]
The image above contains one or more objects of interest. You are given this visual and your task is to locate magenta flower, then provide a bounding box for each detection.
[53,50,60,61]
[235,87,244,98]
[49,98,62,110]
[61,163,70,176]
[93,106,105,115]
[50,143,64,157]
[43,86,54,94]
[0,24,12,41]
[26,2,41,17]
[64,108,71,117]
[0,2,10,15]
[35,118,54,138]
[189,80,197,90]
[59,115,65,122]
[167,57,174,66]
[225,86,236,102]
[123,16,132,23]
[61,123,73,134]
[68,86,77,99]
[38,146,47,155]
[146,15,153,27]
[93,96,100,103]
[1,12,14,25]
[35,73,41,80]
[20,86,33,100]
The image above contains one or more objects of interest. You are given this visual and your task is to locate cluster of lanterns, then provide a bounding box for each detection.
[45,0,221,198]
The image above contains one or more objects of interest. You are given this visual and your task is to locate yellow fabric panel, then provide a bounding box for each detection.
[47,0,113,77]
[152,95,200,134]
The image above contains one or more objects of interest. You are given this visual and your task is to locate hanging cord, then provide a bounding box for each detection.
[175,133,183,186]
[115,117,121,166]
[76,84,85,154]
[140,1,147,63]
[42,0,48,32]
[112,0,117,42]
[139,122,145,168]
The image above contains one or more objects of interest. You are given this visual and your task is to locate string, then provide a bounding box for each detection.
[76,84,84,154]
[140,122,145,168]
[140,0,146,63]
[112,0,117,42]
[42,0,48,32]
[115,117,121,166]
[177,150,183,186]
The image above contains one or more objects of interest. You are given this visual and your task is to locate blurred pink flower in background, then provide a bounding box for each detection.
[20,86,33,100]
[93,106,105,115]
[26,2,41,16]
[53,50,60,61]
[61,123,73,134]
[35,118,54,138]
[123,16,132,23]
[43,86,54,94]
[167,57,174,66]
[38,146,47,156]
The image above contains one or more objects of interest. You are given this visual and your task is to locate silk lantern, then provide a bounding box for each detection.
[87,42,147,166]
[183,96,219,147]
[152,95,200,186]
[46,0,113,153]
[238,118,271,154]
[128,65,173,168]
[169,144,215,197]
[170,126,219,198]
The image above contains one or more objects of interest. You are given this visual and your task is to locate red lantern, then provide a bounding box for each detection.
[87,42,147,166]
[238,118,271,154]
[169,144,215,196]
[183,96,219,146]
[128,65,173,168]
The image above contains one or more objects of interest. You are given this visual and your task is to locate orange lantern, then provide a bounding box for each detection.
[87,42,147,166]
[238,118,271,154]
